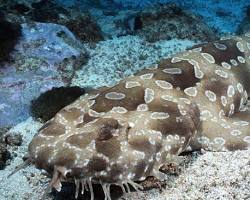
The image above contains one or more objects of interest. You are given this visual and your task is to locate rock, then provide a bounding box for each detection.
[0,127,11,170]
[0,22,88,127]
[31,0,69,23]
[0,0,41,9]
[30,0,104,43]
[1,0,104,43]
[140,176,164,191]
[65,13,104,43]
[133,4,219,43]
[30,86,85,122]
[0,127,22,169]
[10,3,31,14]
[0,16,22,62]
[0,127,11,137]
[5,133,23,146]
[0,143,10,170]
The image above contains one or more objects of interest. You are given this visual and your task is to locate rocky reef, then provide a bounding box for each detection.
[132,4,219,42]
[0,0,104,43]
[0,22,88,127]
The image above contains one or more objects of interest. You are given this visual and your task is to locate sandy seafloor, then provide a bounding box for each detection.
[0,33,250,200]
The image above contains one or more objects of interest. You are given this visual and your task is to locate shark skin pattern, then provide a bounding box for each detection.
[28,33,250,200]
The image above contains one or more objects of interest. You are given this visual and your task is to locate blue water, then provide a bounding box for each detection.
[57,0,249,33]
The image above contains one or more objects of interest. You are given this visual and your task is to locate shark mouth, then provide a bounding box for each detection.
[49,166,143,200]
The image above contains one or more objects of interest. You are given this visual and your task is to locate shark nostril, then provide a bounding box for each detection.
[97,118,119,141]
[98,126,113,140]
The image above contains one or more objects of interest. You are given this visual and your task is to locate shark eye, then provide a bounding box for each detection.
[97,118,119,141]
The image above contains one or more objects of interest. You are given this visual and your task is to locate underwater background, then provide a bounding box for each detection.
[0,0,250,200]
